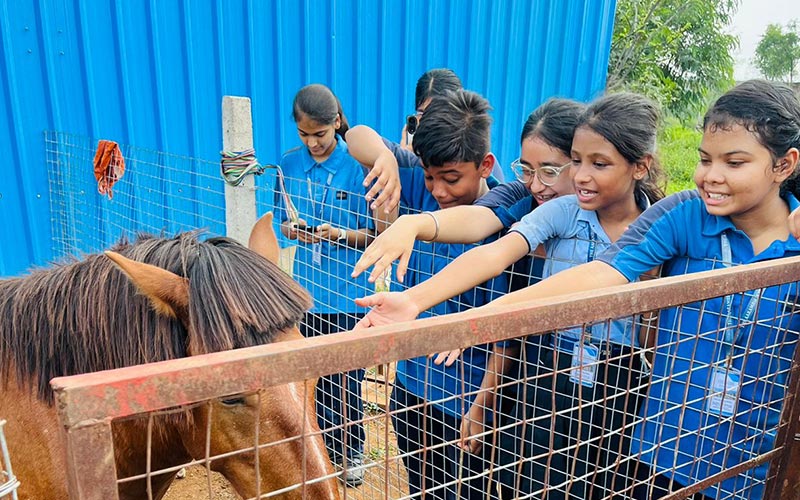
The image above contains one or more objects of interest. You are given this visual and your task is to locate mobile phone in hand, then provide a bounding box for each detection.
[295,223,319,233]
[406,115,418,145]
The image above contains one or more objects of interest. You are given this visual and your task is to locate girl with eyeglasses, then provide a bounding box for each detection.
[353,93,666,498]
[352,98,585,284]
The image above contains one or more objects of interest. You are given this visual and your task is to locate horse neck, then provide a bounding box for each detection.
[113,417,191,500]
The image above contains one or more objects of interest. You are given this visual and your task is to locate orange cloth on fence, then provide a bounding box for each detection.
[93,140,125,199]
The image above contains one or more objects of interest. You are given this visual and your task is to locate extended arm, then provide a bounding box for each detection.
[355,233,530,326]
[353,205,506,282]
[488,260,629,307]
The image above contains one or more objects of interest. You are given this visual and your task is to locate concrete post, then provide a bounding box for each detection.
[222,96,257,244]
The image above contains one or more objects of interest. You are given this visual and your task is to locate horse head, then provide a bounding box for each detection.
[101,213,340,499]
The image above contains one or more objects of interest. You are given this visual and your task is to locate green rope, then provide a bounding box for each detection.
[220,148,264,186]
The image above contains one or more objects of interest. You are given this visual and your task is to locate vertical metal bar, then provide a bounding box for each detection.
[764,319,800,500]
[62,421,119,500]
[0,420,20,499]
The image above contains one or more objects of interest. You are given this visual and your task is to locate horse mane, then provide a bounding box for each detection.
[0,231,312,404]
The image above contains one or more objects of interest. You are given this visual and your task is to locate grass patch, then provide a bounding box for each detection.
[659,121,702,194]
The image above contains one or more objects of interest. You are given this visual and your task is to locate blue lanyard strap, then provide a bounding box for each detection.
[586,226,597,262]
[307,171,335,221]
[720,232,762,358]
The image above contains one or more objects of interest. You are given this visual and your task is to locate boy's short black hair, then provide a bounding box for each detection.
[412,89,492,168]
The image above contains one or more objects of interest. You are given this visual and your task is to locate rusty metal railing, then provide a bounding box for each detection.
[50,256,800,499]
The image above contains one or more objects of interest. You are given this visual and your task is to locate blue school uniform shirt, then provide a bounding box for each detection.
[598,190,800,500]
[474,179,535,227]
[275,137,374,314]
[391,162,510,418]
[509,194,648,348]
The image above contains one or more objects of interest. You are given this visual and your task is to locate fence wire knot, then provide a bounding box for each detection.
[220,149,264,186]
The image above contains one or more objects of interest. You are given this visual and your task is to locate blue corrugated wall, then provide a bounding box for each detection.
[0,0,616,277]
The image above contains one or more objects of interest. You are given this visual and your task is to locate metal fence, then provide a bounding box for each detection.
[50,257,800,499]
[31,132,800,499]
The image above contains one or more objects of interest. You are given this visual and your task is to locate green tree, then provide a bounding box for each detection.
[607,0,739,120]
[754,22,800,82]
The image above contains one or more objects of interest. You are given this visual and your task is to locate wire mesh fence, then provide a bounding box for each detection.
[41,132,800,499]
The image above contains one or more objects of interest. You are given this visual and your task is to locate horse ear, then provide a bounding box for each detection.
[248,212,280,264]
[104,251,190,319]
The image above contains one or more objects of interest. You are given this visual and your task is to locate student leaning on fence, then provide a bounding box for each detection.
[352,89,508,500]
[354,92,667,499]
[274,83,374,487]
[427,79,799,500]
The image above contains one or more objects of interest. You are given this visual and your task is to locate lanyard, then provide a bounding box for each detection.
[307,171,334,222]
[586,225,597,262]
[720,232,762,359]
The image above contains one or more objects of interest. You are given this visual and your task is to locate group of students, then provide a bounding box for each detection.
[274,69,800,500]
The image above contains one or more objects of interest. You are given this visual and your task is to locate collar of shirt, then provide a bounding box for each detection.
[699,193,800,258]
[301,136,346,176]
[700,193,800,238]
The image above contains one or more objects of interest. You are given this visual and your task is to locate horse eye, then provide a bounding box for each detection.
[220,397,246,406]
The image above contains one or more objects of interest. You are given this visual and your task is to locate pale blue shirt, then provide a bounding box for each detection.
[510,194,648,347]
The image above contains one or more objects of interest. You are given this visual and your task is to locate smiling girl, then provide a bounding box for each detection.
[353,92,666,498]
[448,80,800,500]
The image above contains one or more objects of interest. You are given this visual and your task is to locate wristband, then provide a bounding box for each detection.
[420,212,440,243]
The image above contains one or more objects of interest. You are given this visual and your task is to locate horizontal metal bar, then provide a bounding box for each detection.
[52,256,800,428]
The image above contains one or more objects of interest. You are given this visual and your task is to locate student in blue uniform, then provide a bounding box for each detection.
[351,98,585,286]
[354,92,667,499]
[351,89,507,499]
[371,79,799,500]
[351,68,502,214]
[275,83,374,486]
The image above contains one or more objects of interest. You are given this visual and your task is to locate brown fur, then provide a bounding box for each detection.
[0,223,340,500]
[0,231,311,404]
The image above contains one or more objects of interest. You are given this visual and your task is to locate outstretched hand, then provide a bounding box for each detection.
[352,216,419,283]
[363,150,402,214]
[353,292,421,329]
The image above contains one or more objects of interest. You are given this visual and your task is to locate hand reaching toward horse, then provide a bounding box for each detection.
[352,214,424,283]
[353,292,421,329]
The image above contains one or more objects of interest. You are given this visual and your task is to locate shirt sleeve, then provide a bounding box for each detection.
[382,138,423,168]
[475,180,535,228]
[597,191,695,281]
[508,196,571,254]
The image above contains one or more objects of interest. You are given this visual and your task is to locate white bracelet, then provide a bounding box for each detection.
[420,212,440,243]
[336,228,347,243]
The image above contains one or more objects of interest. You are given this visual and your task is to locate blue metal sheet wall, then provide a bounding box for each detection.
[0,0,616,277]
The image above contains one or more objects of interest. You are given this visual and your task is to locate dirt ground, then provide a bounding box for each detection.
[163,367,410,500]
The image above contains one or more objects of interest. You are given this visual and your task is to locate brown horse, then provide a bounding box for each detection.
[0,213,341,500]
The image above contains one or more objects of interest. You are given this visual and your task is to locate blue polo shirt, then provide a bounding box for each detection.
[393,166,509,418]
[510,194,649,348]
[474,179,535,227]
[275,137,374,314]
[598,190,800,500]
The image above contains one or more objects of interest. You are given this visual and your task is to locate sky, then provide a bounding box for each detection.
[729,0,798,80]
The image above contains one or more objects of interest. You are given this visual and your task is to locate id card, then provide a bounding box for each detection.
[312,242,322,266]
[570,344,599,387]
[706,366,740,417]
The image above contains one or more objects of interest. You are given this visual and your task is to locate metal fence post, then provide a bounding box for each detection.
[62,421,118,500]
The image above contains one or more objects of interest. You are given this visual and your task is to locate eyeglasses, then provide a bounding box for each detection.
[510,158,572,186]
